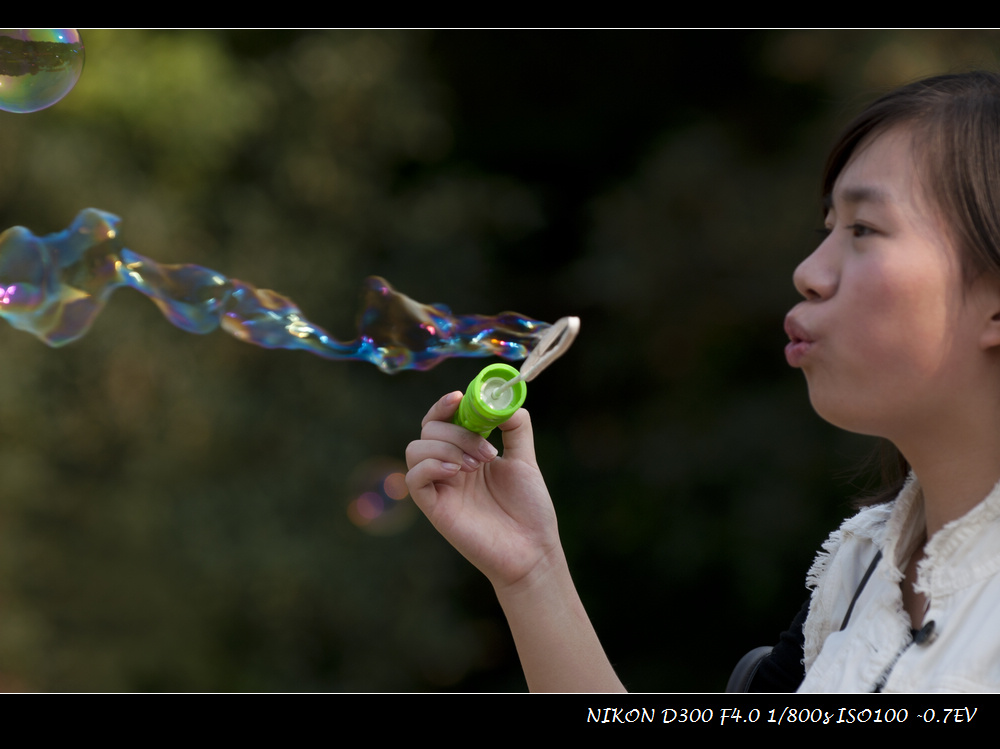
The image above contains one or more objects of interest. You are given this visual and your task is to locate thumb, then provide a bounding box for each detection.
[497,408,537,464]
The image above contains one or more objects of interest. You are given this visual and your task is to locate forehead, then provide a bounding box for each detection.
[830,129,926,212]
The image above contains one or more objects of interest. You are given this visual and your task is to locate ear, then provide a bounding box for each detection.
[966,276,1000,351]
[983,313,1000,350]
[980,282,1000,350]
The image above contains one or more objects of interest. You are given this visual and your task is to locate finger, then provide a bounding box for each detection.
[405,455,462,507]
[406,436,486,473]
[420,419,499,464]
[421,391,464,428]
[497,408,537,464]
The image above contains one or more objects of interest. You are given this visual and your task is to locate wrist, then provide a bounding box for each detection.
[492,544,573,611]
[490,544,626,693]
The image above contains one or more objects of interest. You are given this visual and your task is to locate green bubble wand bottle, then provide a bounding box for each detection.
[453,316,580,437]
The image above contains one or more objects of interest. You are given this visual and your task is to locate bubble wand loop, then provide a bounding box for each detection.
[453,316,580,438]
[492,316,580,396]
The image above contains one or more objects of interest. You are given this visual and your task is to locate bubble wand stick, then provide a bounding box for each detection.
[453,315,580,437]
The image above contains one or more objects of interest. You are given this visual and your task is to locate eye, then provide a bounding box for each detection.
[847,223,875,238]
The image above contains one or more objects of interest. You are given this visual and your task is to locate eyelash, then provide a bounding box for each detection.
[815,224,874,238]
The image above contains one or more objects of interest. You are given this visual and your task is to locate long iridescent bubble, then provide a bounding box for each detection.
[0,208,550,372]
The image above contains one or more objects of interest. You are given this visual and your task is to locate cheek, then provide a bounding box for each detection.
[844,264,952,371]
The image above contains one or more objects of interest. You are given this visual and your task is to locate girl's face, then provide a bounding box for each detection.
[786,127,1000,442]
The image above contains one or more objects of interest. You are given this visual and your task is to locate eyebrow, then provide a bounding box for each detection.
[824,185,891,212]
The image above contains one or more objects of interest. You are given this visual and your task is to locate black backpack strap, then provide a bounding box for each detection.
[839,550,883,631]
[725,646,774,693]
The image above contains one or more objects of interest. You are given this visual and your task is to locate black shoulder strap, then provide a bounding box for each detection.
[839,550,883,631]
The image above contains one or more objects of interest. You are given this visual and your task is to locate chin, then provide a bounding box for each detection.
[806,389,885,438]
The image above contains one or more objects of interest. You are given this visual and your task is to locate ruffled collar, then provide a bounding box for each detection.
[802,472,1000,671]
[905,475,1000,597]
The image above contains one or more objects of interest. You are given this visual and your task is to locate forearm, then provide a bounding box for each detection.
[494,550,626,693]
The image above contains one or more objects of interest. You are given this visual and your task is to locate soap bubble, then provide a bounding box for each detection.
[0,208,551,372]
[0,29,84,114]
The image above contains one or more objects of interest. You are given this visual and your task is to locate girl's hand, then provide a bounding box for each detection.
[407,392,625,692]
[405,391,561,590]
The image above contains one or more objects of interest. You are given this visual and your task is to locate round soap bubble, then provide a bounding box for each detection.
[0,29,84,114]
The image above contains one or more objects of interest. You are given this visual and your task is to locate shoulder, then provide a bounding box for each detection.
[801,492,903,673]
[805,501,894,592]
[805,473,921,593]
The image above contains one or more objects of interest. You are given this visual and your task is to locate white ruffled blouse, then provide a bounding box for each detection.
[798,473,1000,692]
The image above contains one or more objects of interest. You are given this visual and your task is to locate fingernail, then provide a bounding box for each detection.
[480,442,498,461]
[463,454,480,470]
[442,462,461,472]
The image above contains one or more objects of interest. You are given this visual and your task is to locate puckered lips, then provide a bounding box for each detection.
[784,314,814,367]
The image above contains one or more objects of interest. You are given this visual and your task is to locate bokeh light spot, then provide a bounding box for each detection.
[346,459,416,536]
[383,472,409,500]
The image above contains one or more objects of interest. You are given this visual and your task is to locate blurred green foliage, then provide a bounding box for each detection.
[0,30,998,691]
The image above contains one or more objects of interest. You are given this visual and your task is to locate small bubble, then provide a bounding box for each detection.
[0,29,84,114]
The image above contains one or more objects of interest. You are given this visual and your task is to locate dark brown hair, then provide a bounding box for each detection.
[823,72,1000,505]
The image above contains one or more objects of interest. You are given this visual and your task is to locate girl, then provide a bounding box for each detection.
[404,71,1000,692]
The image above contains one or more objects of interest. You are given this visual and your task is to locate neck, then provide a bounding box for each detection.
[896,418,1000,538]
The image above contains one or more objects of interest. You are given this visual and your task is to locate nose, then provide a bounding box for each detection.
[793,236,838,301]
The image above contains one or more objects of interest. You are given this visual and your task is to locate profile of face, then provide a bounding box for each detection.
[785,127,1000,444]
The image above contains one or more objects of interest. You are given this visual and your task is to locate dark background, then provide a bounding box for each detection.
[0,30,995,691]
